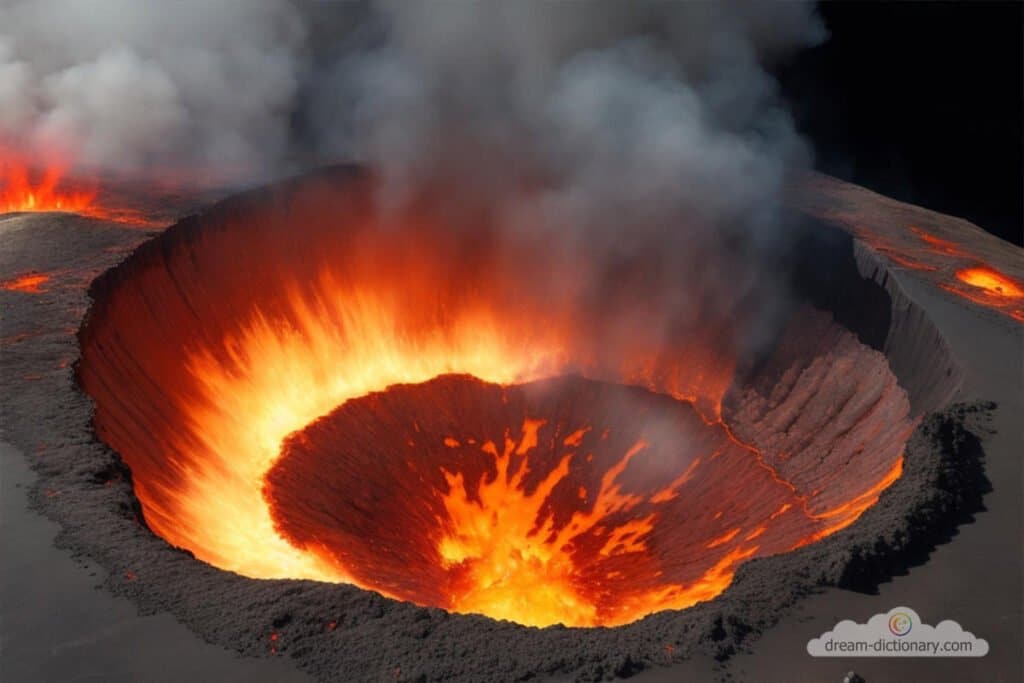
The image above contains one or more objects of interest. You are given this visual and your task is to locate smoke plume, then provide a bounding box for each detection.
[1,0,825,362]
[300,1,825,364]
[1,1,823,184]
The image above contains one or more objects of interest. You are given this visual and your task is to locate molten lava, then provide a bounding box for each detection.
[954,267,1024,299]
[78,173,912,627]
[939,267,1024,323]
[1,272,51,294]
[850,222,1024,324]
[265,373,907,627]
[1,154,153,225]
[2,156,97,214]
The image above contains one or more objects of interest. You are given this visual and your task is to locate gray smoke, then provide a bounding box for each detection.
[310,2,824,222]
[300,1,826,362]
[1,1,823,191]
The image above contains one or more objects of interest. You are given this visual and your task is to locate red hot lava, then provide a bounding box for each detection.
[78,173,912,628]
[1,152,155,226]
[266,373,904,627]
[2,154,97,215]
[944,266,1024,322]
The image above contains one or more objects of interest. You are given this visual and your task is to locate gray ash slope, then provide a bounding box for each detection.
[0,173,991,682]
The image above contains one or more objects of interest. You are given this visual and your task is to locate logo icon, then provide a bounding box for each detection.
[888,612,912,637]
[808,607,988,657]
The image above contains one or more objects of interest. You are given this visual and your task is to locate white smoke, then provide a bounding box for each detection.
[0,0,305,175]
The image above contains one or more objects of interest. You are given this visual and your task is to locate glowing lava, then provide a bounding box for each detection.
[2,156,97,215]
[78,174,911,627]
[795,175,1023,324]
[954,267,1024,299]
[1,153,154,225]
[938,266,1024,323]
[1,272,51,293]
[267,377,762,627]
[850,226,1024,324]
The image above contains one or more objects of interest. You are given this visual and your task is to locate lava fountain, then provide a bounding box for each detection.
[1,151,158,226]
[2,154,98,215]
[78,168,914,628]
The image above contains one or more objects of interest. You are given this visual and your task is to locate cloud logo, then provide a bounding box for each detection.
[807,607,988,657]
[888,612,912,637]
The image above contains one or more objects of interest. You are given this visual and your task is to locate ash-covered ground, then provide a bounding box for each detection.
[0,180,1008,681]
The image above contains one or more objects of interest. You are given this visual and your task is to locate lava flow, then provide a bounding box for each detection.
[78,173,912,627]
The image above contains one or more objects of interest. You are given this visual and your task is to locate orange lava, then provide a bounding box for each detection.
[433,417,706,627]
[856,225,1024,324]
[2,156,97,214]
[954,267,1024,299]
[940,267,1024,322]
[1,154,154,225]
[910,226,969,257]
[265,373,905,627]
[79,176,908,627]
[796,455,904,547]
[1,272,50,293]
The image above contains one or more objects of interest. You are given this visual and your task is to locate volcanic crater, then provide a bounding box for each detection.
[49,167,982,680]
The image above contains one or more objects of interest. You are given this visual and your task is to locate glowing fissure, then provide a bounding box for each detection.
[954,267,1024,298]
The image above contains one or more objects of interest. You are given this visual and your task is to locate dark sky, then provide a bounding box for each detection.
[775,1,1023,246]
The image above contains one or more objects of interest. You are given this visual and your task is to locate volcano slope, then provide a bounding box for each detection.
[0,168,1012,682]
